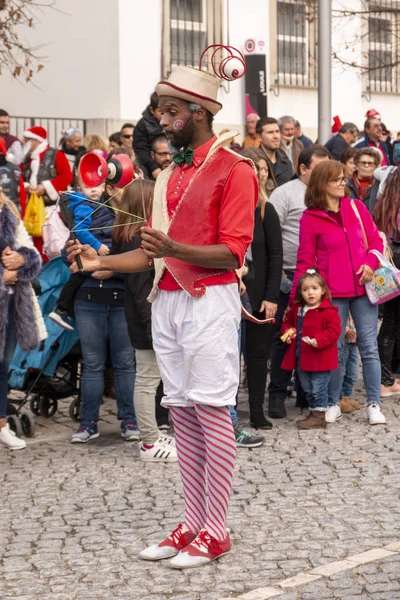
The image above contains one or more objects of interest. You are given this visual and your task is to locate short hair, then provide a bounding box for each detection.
[150,92,159,110]
[294,120,301,128]
[305,160,344,209]
[278,115,295,128]
[151,135,168,152]
[121,122,135,130]
[0,109,9,117]
[339,122,358,134]
[298,144,331,172]
[364,117,381,130]
[106,147,129,161]
[188,102,214,130]
[294,269,332,304]
[256,117,278,135]
[354,147,381,166]
[109,131,121,144]
[339,146,358,165]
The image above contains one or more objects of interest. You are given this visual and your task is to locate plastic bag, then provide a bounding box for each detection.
[366,250,400,305]
[42,200,70,260]
[23,192,46,237]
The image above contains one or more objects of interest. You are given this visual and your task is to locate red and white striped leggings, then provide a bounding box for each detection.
[170,405,236,541]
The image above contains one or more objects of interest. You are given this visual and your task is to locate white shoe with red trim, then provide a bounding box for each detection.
[169,529,231,569]
[138,523,196,561]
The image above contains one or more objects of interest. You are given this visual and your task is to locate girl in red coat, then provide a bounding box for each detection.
[281,269,341,429]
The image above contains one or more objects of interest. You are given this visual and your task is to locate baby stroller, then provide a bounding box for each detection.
[7,256,82,438]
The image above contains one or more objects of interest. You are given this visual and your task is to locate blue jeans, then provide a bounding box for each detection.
[297,369,330,410]
[329,296,380,406]
[74,299,135,423]
[340,343,359,397]
[0,298,16,419]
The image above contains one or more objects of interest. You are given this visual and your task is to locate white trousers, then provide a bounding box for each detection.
[151,284,241,408]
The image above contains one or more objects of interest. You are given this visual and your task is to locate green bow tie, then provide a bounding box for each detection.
[172,147,194,167]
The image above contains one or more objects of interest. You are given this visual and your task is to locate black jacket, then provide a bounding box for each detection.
[244,203,283,313]
[122,238,154,349]
[133,106,163,178]
[255,145,293,187]
[346,177,380,215]
[325,134,348,161]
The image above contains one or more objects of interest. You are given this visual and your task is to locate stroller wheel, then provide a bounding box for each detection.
[20,411,36,438]
[69,397,81,422]
[39,396,58,418]
[30,395,41,416]
[7,415,23,437]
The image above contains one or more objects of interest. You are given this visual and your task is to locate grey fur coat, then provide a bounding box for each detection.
[0,205,43,361]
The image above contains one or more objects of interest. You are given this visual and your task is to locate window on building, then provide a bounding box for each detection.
[162,0,225,78]
[367,9,399,93]
[276,0,318,87]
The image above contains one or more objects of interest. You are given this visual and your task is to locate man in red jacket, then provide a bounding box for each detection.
[67,51,258,569]
[21,126,72,258]
[22,126,72,204]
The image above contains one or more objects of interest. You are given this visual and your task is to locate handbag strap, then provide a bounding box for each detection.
[235,267,275,325]
[350,199,368,250]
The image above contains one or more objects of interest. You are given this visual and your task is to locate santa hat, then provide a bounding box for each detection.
[365,108,381,119]
[332,115,342,134]
[156,45,246,116]
[23,126,47,142]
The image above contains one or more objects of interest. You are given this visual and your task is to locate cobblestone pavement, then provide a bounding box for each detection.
[1,379,400,600]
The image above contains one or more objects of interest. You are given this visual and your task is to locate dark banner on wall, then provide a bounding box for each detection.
[244,54,267,117]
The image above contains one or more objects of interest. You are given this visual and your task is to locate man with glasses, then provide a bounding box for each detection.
[150,136,172,175]
[355,117,389,166]
[120,122,135,158]
[325,122,358,161]
[347,148,381,214]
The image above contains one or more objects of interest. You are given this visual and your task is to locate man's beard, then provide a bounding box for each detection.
[166,115,195,152]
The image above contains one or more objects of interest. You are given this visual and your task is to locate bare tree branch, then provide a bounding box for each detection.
[0,0,56,82]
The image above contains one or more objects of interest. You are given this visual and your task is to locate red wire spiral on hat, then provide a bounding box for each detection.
[199,44,246,81]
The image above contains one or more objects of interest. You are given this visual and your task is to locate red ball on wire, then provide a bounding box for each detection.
[199,44,246,81]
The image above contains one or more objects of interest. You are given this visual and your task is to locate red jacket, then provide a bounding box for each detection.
[281,297,341,371]
[163,148,257,297]
[290,197,383,300]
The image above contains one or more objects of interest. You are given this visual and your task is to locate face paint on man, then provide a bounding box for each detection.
[173,120,185,130]
[159,97,197,150]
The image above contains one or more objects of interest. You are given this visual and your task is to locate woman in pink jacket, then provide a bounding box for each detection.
[291,160,385,426]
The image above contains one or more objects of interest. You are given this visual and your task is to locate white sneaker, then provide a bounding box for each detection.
[0,423,26,450]
[325,404,342,423]
[367,403,386,425]
[158,432,176,447]
[139,523,196,561]
[139,438,178,462]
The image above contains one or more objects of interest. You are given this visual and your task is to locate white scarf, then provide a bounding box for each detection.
[29,140,49,187]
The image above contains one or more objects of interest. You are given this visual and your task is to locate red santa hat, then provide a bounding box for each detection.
[332,115,342,134]
[365,108,381,119]
[23,126,47,142]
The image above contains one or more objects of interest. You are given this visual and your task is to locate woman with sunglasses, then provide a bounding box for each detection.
[291,160,385,426]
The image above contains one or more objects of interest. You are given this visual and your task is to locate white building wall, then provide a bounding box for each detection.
[2,0,120,119]
[214,0,270,137]
[2,0,400,139]
[118,0,163,119]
